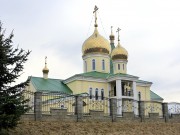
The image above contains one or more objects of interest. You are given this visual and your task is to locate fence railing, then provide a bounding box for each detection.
[168,102,180,116]
[24,91,179,121]
[41,92,75,114]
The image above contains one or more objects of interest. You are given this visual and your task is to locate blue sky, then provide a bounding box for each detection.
[1,0,180,102]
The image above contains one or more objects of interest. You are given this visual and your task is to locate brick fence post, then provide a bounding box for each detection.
[76,95,83,122]
[162,102,169,122]
[34,92,42,121]
[139,101,145,122]
[110,98,117,122]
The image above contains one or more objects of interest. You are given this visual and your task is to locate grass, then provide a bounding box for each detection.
[5,121,180,135]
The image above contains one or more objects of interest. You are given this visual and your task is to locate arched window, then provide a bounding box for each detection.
[101,89,104,100]
[118,64,120,70]
[102,60,105,70]
[92,59,96,70]
[95,88,98,100]
[84,61,87,72]
[89,88,92,99]
[123,64,124,70]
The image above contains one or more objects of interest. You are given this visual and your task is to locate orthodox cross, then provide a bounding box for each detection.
[111,26,113,35]
[116,27,121,42]
[45,56,47,66]
[93,5,99,27]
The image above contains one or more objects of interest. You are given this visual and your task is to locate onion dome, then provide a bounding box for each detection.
[82,5,111,56]
[111,42,128,60]
[42,66,49,74]
[111,27,128,60]
[42,56,49,74]
[82,27,111,56]
[109,26,115,41]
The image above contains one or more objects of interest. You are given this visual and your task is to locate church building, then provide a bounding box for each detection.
[26,6,163,116]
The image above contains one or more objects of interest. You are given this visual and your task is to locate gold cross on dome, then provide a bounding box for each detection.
[93,5,99,27]
[45,56,47,65]
[116,27,121,42]
[111,26,113,34]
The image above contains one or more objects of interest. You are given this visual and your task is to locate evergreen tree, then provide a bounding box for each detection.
[0,22,31,131]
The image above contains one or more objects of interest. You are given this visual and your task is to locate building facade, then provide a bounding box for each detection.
[25,6,163,116]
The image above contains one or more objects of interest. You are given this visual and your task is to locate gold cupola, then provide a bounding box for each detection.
[42,56,49,79]
[82,6,111,56]
[111,43,128,60]
[111,28,128,60]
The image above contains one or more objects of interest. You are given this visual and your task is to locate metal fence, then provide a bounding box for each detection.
[82,96,110,116]
[23,90,35,113]
[24,91,179,120]
[168,102,180,116]
[41,92,75,115]
[144,101,163,117]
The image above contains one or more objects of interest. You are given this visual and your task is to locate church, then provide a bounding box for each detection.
[26,6,163,116]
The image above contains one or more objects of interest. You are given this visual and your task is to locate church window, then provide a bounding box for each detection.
[95,88,98,100]
[101,89,104,100]
[102,60,105,70]
[89,88,92,99]
[114,86,116,96]
[84,61,87,72]
[118,64,120,70]
[92,59,96,70]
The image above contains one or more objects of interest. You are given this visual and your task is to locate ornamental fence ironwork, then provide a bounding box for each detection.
[41,92,75,115]
[82,95,110,116]
[143,101,163,117]
[23,91,180,121]
[168,102,180,116]
[23,90,35,113]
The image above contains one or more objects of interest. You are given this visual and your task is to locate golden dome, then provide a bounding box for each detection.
[111,43,128,60]
[42,56,49,74]
[82,28,111,56]
[42,66,49,74]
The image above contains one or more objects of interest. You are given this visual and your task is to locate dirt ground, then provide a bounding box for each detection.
[7,121,180,135]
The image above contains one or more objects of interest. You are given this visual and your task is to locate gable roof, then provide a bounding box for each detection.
[30,76,72,94]
[150,90,164,101]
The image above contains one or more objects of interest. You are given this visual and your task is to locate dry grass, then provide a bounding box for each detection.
[7,121,180,135]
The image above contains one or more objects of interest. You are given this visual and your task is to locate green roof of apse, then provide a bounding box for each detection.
[150,90,163,101]
[30,76,72,94]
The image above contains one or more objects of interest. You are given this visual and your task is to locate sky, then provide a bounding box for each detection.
[1,0,180,102]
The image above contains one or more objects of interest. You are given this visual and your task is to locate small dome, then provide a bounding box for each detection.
[111,43,128,60]
[42,66,49,74]
[82,28,111,56]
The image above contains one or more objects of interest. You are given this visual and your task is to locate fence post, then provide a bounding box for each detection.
[139,101,145,122]
[76,95,83,122]
[34,92,42,121]
[110,98,117,122]
[162,102,169,122]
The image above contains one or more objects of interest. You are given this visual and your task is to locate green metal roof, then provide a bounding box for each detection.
[78,71,109,79]
[137,80,152,84]
[150,90,163,101]
[30,76,72,94]
[68,71,139,80]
